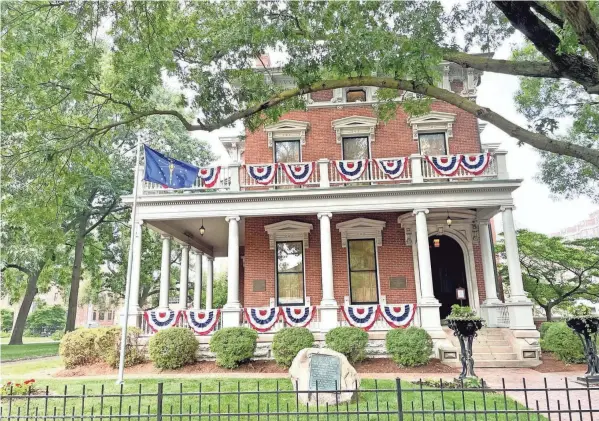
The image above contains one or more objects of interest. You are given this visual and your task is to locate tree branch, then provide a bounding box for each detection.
[556,1,599,65]
[85,200,118,236]
[1,263,31,276]
[528,1,565,28]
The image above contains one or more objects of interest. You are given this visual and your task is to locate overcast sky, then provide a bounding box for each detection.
[188,36,598,236]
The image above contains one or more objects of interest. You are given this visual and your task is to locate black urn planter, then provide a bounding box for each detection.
[565,317,599,380]
[447,319,483,379]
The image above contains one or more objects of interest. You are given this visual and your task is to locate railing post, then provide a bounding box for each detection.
[396,378,403,421]
[156,382,163,421]
[410,154,423,183]
[318,159,330,188]
[494,151,509,179]
[229,162,241,191]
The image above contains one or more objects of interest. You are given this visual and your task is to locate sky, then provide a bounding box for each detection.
[187,38,598,237]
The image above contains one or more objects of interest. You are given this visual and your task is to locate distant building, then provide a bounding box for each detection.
[554,210,599,240]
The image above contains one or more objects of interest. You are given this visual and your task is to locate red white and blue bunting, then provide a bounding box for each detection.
[244,307,280,332]
[341,305,380,331]
[426,155,462,176]
[334,159,368,181]
[184,309,220,336]
[460,153,491,175]
[281,306,316,328]
[246,163,278,185]
[380,304,417,329]
[281,162,315,185]
[374,158,407,179]
[143,310,181,333]
[198,166,221,188]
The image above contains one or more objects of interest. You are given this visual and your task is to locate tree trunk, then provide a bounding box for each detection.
[545,306,554,322]
[65,216,90,332]
[9,267,43,345]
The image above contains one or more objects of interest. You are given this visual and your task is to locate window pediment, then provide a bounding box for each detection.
[264,120,310,148]
[264,220,313,249]
[336,218,386,247]
[408,111,456,140]
[331,116,377,144]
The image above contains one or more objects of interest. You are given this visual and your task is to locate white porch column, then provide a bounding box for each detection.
[177,245,190,310]
[124,221,143,326]
[193,250,203,310]
[205,256,214,310]
[318,212,338,331]
[158,234,171,310]
[501,206,535,329]
[413,208,442,333]
[479,220,503,327]
[222,216,241,327]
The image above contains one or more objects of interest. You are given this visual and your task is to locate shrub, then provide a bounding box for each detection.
[1,309,14,332]
[95,327,144,368]
[149,327,198,369]
[541,322,584,363]
[210,327,258,368]
[539,322,557,339]
[59,328,100,368]
[386,327,433,367]
[325,327,368,363]
[26,305,66,336]
[272,328,314,367]
[50,330,64,341]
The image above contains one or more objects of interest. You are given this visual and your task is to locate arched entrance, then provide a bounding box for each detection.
[429,235,469,319]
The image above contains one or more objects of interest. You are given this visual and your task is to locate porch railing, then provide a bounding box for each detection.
[138,152,507,195]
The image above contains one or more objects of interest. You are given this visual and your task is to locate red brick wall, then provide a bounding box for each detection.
[244,102,481,164]
[311,90,334,102]
[242,212,486,308]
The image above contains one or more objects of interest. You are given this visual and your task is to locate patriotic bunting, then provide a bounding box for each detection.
[198,166,221,188]
[184,309,220,335]
[374,158,407,179]
[426,155,462,176]
[341,305,380,331]
[281,306,316,328]
[380,304,417,329]
[281,162,315,185]
[246,164,278,185]
[244,307,280,332]
[143,310,181,333]
[460,153,491,175]
[334,159,368,181]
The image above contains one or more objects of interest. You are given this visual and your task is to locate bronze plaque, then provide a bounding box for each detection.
[390,276,407,290]
[252,279,266,292]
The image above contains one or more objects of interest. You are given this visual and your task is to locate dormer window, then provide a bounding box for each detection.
[345,88,367,103]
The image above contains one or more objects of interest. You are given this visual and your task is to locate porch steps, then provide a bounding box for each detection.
[442,327,539,368]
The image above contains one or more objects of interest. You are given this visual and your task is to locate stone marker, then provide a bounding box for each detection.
[289,348,360,406]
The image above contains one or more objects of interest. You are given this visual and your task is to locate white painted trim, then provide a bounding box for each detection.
[264,120,310,147]
[336,218,386,247]
[264,220,313,249]
[408,111,456,140]
[332,116,378,144]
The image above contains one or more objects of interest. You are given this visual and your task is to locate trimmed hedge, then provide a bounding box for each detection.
[386,327,433,367]
[325,327,368,363]
[210,327,258,368]
[95,327,145,368]
[541,322,584,363]
[59,329,100,368]
[272,328,314,367]
[539,322,557,339]
[149,327,198,369]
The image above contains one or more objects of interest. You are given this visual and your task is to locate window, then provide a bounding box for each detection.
[92,311,97,321]
[276,241,305,305]
[274,140,300,163]
[347,239,379,304]
[418,132,447,155]
[346,88,367,103]
[342,137,369,160]
[99,312,105,321]
[107,311,113,321]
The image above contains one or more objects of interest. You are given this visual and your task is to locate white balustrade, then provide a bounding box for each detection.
[421,154,498,181]
[328,159,412,185]
[496,305,511,327]
[239,162,320,189]
[142,165,232,194]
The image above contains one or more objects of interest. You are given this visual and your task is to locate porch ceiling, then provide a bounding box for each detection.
[146,217,245,258]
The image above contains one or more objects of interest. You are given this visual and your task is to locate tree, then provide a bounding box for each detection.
[496,230,599,321]
[2,0,598,189]
[25,304,66,336]
[1,309,14,332]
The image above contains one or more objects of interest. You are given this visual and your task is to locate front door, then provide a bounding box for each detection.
[429,235,469,319]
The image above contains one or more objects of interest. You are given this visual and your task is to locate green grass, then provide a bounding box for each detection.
[1,356,63,377]
[0,336,58,344]
[0,378,540,421]
[0,342,59,362]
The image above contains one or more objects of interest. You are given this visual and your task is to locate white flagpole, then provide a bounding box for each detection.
[117,137,143,384]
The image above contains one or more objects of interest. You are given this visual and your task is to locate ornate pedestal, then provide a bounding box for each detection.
[566,317,599,382]
[447,319,483,379]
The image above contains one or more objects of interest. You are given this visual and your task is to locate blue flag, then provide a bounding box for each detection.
[143,145,199,189]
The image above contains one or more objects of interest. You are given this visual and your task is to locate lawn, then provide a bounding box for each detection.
[1,356,63,377]
[0,378,539,421]
[0,342,59,362]
[0,336,58,344]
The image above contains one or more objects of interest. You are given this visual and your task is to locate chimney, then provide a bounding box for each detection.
[254,54,271,68]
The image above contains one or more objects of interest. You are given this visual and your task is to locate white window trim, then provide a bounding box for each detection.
[408,111,456,140]
[332,116,378,144]
[264,220,313,250]
[336,218,386,248]
[264,120,310,148]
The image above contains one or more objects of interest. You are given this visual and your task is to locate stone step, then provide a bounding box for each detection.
[473,339,510,346]
[472,353,518,360]
[444,359,541,368]
[471,346,513,353]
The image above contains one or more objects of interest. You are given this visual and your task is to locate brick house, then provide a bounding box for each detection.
[122,58,540,366]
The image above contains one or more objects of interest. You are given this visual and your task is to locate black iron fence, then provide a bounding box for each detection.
[1,378,597,421]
